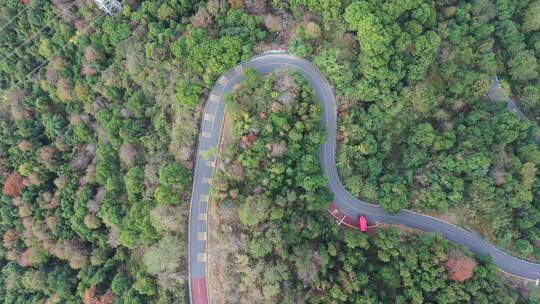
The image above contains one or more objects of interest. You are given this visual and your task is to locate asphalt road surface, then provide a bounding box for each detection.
[188,52,540,304]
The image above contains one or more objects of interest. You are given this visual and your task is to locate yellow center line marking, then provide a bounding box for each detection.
[235,65,244,74]
[197,252,207,262]
[218,76,227,86]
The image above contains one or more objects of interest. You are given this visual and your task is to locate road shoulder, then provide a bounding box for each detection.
[208,111,233,304]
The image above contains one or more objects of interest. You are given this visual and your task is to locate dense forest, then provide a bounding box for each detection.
[326,0,540,260]
[0,0,209,302]
[0,0,539,303]
[212,69,529,303]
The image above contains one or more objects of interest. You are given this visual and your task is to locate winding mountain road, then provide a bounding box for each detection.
[188,52,540,304]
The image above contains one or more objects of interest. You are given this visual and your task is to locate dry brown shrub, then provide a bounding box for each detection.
[340,33,358,49]
[296,250,321,284]
[124,0,140,6]
[206,0,227,16]
[45,216,59,230]
[94,187,106,205]
[270,141,287,158]
[107,225,121,248]
[87,199,100,214]
[81,64,97,76]
[42,192,52,204]
[177,147,193,162]
[53,175,68,190]
[120,108,132,119]
[228,0,244,9]
[39,146,57,167]
[22,227,33,239]
[21,216,33,229]
[490,167,505,186]
[273,72,299,94]
[45,65,57,84]
[26,173,42,186]
[50,57,65,71]
[17,140,32,152]
[252,185,264,195]
[264,15,283,32]
[150,205,186,233]
[101,66,119,87]
[50,241,89,269]
[192,8,213,28]
[42,237,56,251]
[229,188,239,199]
[302,21,321,39]
[81,164,96,186]
[19,247,42,267]
[70,144,96,170]
[55,137,70,152]
[68,252,89,269]
[241,133,258,148]
[11,197,22,207]
[57,78,73,102]
[6,250,17,261]
[229,161,245,182]
[156,272,184,290]
[45,293,61,304]
[144,161,159,189]
[50,0,86,26]
[119,143,139,168]
[45,192,61,210]
[32,221,50,242]
[8,90,30,121]
[75,83,90,101]
[52,242,67,260]
[84,46,98,63]
[18,205,32,218]
[84,214,101,229]
[245,0,267,13]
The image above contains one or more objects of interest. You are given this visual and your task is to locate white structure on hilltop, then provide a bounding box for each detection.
[94,0,122,15]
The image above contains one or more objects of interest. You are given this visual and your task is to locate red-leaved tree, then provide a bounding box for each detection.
[2,229,19,249]
[83,285,115,304]
[445,250,477,282]
[3,172,25,196]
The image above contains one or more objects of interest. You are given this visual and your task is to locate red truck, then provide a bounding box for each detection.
[358,214,368,232]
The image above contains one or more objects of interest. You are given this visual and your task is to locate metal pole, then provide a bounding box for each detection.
[93,0,122,15]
